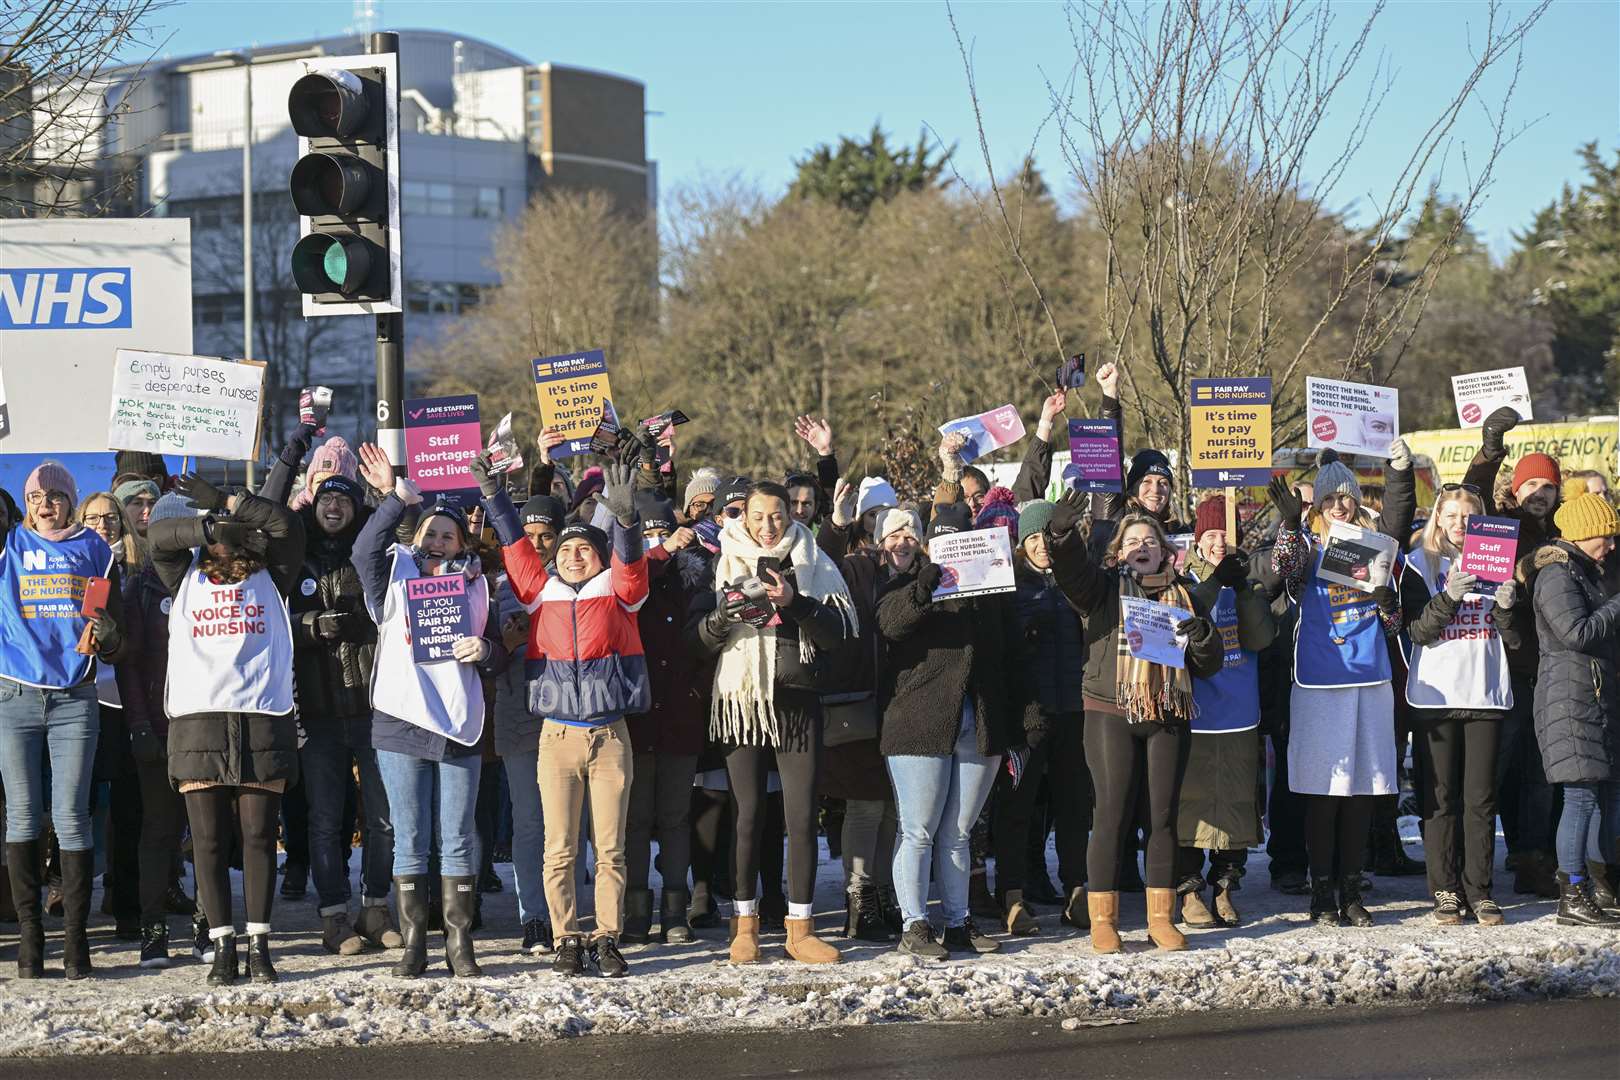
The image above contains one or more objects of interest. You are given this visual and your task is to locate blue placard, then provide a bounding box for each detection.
[0,268,133,329]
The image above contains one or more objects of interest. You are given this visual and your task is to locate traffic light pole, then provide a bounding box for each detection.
[369,30,405,476]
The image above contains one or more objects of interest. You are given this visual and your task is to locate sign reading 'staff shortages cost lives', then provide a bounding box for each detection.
[533,349,615,459]
[1190,378,1272,486]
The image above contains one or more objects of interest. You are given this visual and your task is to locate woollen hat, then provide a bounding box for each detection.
[973,487,1020,544]
[1125,449,1174,496]
[635,491,678,533]
[857,476,899,519]
[683,467,722,510]
[520,495,566,528]
[1554,492,1620,543]
[927,501,973,541]
[148,492,200,524]
[1017,499,1057,543]
[308,436,359,483]
[875,508,922,546]
[570,467,605,514]
[1314,458,1362,507]
[113,479,161,508]
[25,461,77,509]
[558,521,610,562]
[1563,476,1594,505]
[1194,496,1227,541]
[314,475,364,512]
[113,450,167,485]
[1512,453,1560,494]
[717,475,753,509]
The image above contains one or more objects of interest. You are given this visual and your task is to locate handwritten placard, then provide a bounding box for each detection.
[107,349,264,460]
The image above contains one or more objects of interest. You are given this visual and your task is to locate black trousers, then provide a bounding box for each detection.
[134,756,188,923]
[280,775,309,868]
[727,741,819,906]
[187,787,280,932]
[1175,844,1248,888]
[990,739,1048,895]
[104,774,142,920]
[1084,711,1191,891]
[1305,793,1376,882]
[688,785,730,912]
[1419,714,1500,902]
[1045,715,1093,890]
[1266,730,1309,877]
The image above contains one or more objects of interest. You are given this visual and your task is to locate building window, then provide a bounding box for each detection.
[195,295,243,326]
[469,186,502,218]
[406,281,487,315]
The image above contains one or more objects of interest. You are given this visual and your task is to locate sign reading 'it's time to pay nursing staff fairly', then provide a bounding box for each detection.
[533,349,615,460]
[1189,377,1273,486]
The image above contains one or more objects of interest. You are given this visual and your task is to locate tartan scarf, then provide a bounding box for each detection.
[1115,568,1197,725]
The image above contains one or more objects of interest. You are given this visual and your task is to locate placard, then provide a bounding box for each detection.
[927,526,1016,600]
[107,349,264,461]
[1068,418,1123,493]
[1451,367,1532,428]
[403,394,481,511]
[406,575,471,664]
[1317,520,1399,594]
[1190,378,1272,486]
[1119,595,1191,669]
[533,349,615,459]
[0,363,9,441]
[1306,377,1399,458]
[1460,515,1520,587]
[939,404,1026,464]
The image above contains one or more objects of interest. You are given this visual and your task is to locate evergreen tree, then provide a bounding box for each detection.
[789,123,952,216]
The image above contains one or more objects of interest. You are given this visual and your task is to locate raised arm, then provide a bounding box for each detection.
[1015,390,1065,503]
[1047,491,1110,616]
[1377,438,1417,544]
[259,422,317,505]
[1093,363,1126,521]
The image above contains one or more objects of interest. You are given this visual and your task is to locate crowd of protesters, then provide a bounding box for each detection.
[2,365,1618,986]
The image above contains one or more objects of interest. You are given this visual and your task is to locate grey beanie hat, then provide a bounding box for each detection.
[684,467,722,509]
[1314,459,1362,507]
[148,492,200,524]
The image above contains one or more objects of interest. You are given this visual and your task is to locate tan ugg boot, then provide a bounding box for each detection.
[729,914,761,964]
[1087,890,1121,954]
[1180,888,1219,928]
[783,917,841,964]
[1146,887,1188,951]
[1003,890,1039,936]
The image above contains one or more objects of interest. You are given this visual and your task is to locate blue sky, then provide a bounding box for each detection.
[144,1,1616,258]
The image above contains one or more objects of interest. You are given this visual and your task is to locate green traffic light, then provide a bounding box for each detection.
[322,240,347,286]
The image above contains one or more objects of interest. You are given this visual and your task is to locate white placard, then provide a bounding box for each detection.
[927,526,1016,600]
[1451,367,1533,428]
[0,363,9,441]
[1317,520,1399,594]
[1306,377,1400,458]
[1119,595,1192,669]
[108,349,265,461]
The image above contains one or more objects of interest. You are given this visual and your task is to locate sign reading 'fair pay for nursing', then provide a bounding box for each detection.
[406,575,471,664]
[1306,377,1399,458]
[106,349,265,461]
[533,349,615,459]
[1190,378,1272,486]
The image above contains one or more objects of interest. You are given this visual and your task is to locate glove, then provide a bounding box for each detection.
[129,726,164,767]
[913,561,944,601]
[601,462,637,526]
[1481,406,1521,458]
[938,433,967,483]
[1213,552,1250,589]
[175,473,227,512]
[703,593,746,637]
[1267,476,1303,530]
[1175,617,1214,645]
[468,451,501,499]
[633,424,660,469]
[90,606,122,656]
[315,610,360,642]
[210,520,269,558]
[1444,570,1478,602]
[1388,437,1412,471]
[1372,585,1400,617]
[1493,580,1518,609]
[1048,489,1085,536]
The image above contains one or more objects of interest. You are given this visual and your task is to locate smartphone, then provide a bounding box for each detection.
[756,556,783,582]
[80,576,111,619]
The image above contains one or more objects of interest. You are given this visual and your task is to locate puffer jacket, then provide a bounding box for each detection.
[626,544,710,756]
[288,506,378,743]
[1012,559,1086,716]
[1531,541,1620,784]
[116,562,175,737]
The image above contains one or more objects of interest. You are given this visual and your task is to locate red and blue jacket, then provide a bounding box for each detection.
[488,492,650,724]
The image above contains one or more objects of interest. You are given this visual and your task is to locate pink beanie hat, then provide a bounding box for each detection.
[308,436,359,482]
[25,461,77,508]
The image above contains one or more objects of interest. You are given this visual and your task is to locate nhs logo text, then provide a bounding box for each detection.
[0,268,133,329]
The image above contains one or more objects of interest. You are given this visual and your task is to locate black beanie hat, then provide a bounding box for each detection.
[1125,449,1174,496]
[520,495,566,528]
[635,491,678,533]
[927,501,973,541]
[114,450,168,485]
[718,475,752,508]
[558,522,610,562]
[314,475,364,511]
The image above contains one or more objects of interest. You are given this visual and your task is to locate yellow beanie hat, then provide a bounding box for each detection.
[1554,492,1620,543]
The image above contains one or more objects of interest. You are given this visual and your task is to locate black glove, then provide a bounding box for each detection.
[90,606,122,656]
[1213,552,1250,589]
[315,610,355,642]
[210,520,269,557]
[129,726,164,767]
[175,473,227,512]
[1481,406,1521,458]
[913,561,944,601]
[1175,616,1214,644]
[1267,476,1303,530]
[1372,585,1400,617]
[1048,489,1085,536]
[703,593,746,637]
[468,451,500,499]
[632,424,660,469]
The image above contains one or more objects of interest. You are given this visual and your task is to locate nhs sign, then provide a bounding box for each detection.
[0,268,133,329]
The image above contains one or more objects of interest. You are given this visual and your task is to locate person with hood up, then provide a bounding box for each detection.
[1048,488,1224,953]
[1,461,126,980]
[1269,441,1416,928]
[1176,497,1276,928]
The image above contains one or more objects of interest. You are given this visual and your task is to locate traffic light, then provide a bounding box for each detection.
[287,52,401,315]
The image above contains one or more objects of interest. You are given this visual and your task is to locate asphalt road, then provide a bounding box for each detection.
[2,998,1615,1079]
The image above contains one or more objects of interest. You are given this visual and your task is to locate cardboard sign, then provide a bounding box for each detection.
[406,575,471,664]
[1451,367,1532,428]
[1404,420,1617,487]
[1190,378,1272,486]
[1306,377,1399,458]
[939,404,1026,464]
[1460,515,1520,586]
[1317,520,1398,594]
[1068,418,1123,493]
[927,526,1016,600]
[1119,595,1191,669]
[403,394,481,511]
[533,349,615,459]
[107,349,265,461]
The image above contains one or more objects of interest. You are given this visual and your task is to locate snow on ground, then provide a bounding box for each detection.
[1,823,1616,1057]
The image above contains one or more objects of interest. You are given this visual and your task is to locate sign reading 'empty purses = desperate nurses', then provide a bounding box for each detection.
[533,349,615,459]
[107,349,264,461]
[1306,377,1400,458]
[1190,378,1272,486]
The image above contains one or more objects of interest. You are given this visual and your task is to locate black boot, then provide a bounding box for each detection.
[61,848,95,980]
[1309,877,1343,926]
[621,887,654,945]
[968,870,1002,921]
[247,933,277,984]
[877,884,904,935]
[6,841,45,979]
[660,889,692,945]
[1338,875,1374,927]
[688,881,720,930]
[1369,819,1424,876]
[207,934,239,986]
[391,875,430,978]
[845,881,894,943]
[441,875,482,977]
[1585,861,1620,916]
[1557,871,1620,927]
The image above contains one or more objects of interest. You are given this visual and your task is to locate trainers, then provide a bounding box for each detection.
[139,922,173,969]
[523,918,555,955]
[1433,891,1464,925]
[192,916,215,963]
[942,919,1000,955]
[1474,898,1504,926]
[553,936,586,976]
[590,936,629,978]
[898,920,949,960]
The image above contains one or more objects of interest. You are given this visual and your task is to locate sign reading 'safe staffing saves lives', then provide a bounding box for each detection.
[1190,378,1272,486]
[533,349,614,459]
[403,395,481,512]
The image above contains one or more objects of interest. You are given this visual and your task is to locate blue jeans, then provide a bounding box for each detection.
[302,727,394,910]
[887,721,1001,927]
[0,679,99,849]
[1557,781,1620,876]
[376,750,482,878]
[502,747,548,924]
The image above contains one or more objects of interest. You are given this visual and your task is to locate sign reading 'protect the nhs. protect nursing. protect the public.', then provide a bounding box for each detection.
[1190,378,1273,487]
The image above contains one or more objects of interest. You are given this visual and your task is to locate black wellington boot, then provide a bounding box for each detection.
[61,848,96,980]
[391,875,430,978]
[5,841,45,978]
[442,875,483,978]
